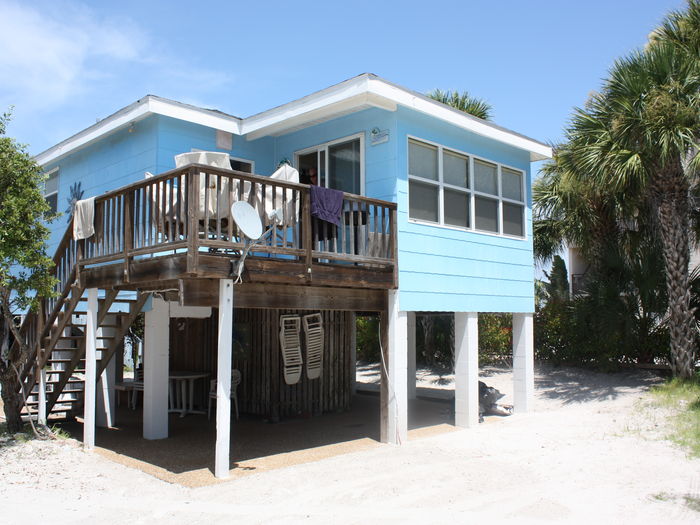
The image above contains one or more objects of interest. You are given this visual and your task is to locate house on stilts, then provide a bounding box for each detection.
[13,74,551,478]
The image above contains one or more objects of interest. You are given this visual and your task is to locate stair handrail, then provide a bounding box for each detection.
[16,216,84,388]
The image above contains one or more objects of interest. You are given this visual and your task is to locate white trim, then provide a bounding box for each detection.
[35,75,551,167]
[367,77,551,161]
[294,132,365,195]
[407,136,527,240]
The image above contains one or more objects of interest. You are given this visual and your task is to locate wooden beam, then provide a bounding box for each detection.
[83,252,394,291]
[179,279,387,312]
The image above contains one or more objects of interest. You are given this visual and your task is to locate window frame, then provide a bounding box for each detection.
[294,132,365,195]
[407,136,526,239]
[43,167,59,215]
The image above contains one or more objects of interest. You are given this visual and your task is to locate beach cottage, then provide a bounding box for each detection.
[14,74,551,478]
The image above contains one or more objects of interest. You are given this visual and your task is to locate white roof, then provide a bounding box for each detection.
[35,73,552,166]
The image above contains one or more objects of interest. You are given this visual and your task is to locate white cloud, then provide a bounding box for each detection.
[0,1,148,109]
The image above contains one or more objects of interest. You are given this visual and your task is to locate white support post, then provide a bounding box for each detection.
[513,312,534,413]
[143,296,170,440]
[37,369,46,426]
[454,312,479,428]
[96,318,116,428]
[380,289,407,445]
[407,311,417,400]
[215,279,234,479]
[83,288,98,450]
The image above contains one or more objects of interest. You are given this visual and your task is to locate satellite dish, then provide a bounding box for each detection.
[231,201,263,240]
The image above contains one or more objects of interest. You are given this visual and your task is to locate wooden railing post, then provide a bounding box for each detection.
[302,188,312,282]
[390,207,398,289]
[123,191,133,282]
[187,168,200,274]
[75,238,83,288]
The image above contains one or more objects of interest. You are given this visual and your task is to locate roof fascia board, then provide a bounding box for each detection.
[35,97,243,167]
[241,75,374,136]
[149,98,242,135]
[35,101,151,166]
[366,78,552,161]
[244,93,397,141]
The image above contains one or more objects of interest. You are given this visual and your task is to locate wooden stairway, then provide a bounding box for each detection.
[20,290,148,421]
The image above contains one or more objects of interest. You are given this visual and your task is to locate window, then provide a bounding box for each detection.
[44,168,59,214]
[295,134,363,194]
[408,138,526,237]
[229,157,253,173]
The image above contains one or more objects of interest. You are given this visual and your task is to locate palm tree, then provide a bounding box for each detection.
[426,89,493,120]
[566,40,700,378]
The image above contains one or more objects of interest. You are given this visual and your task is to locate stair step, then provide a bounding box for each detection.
[57,335,116,340]
[27,397,79,407]
[47,378,84,385]
[22,408,72,415]
[72,323,118,328]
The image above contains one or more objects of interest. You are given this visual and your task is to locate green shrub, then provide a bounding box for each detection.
[356,315,380,362]
[479,313,512,364]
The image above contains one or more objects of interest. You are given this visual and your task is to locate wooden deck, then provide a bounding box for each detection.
[54,164,397,307]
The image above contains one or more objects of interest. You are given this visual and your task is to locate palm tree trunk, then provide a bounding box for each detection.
[652,171,696,378]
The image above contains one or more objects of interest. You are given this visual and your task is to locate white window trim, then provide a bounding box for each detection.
[294,132,365,195]
[407,136,526,239]
[190,148,255,173]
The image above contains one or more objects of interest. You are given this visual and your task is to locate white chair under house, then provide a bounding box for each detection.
[302,313,324,380]
[279,315,303,385]
[208,369,242,420]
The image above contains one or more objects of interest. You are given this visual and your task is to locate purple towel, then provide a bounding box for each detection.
[310,185,344,226]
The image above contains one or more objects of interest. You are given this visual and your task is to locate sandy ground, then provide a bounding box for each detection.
[2,365,699,524]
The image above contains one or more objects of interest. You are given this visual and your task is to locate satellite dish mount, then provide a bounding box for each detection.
[230,201,281,284]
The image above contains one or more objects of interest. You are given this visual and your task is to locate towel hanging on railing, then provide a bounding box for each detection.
[310,185,343,226]
[73,197,95,240]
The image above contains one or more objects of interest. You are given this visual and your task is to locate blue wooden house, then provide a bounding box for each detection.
[17,74,550,478]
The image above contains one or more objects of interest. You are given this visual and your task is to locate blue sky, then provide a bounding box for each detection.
[0,0,687,158]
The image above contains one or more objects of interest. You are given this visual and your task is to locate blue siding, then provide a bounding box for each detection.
[155,115,275,175]
[395,106,535,313]
[45,115,276,254]
[43,117,159,253]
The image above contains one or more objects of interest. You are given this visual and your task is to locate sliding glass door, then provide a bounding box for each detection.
[296,135,363,195]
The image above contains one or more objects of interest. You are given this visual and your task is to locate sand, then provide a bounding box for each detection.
[1,365,699,524]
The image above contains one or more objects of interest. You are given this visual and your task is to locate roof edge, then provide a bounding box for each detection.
[35,73,552,166]
[35,95,243,166]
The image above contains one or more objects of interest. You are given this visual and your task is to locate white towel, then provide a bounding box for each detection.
[73,197,95,240]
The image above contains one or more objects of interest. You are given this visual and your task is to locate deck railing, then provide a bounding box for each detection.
[75,164,397,273]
